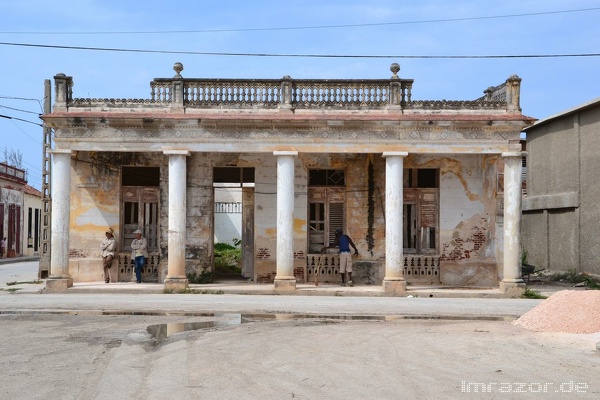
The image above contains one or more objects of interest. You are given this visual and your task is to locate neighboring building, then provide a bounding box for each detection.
[41,63,534,294]
[522,97,600,276]
[214,187,243,246]
[23,185,42,257]
[0,162,26,258]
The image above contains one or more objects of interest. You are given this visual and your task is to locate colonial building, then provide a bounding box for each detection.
[41,63,534,294]
[0,162,25,258]
[522,97,600,276]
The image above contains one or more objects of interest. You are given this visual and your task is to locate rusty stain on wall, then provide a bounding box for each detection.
[293,218,306,234]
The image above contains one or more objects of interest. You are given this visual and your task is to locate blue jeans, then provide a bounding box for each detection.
[134,256,146,283]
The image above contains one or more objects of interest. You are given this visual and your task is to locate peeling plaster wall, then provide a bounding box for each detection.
[66,150,502,286]
[69,152,160,282]
[414,154,500,286]
[183,153,215,276]
[253,154,308,283]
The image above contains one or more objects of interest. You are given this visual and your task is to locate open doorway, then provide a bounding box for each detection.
[213,167,255,281]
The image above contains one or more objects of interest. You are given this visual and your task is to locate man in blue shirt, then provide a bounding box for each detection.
[321,228,359,286]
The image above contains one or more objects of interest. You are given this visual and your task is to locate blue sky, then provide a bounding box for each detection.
[1,0,599,191]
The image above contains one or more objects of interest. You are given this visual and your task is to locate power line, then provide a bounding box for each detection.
[1,7,598,35]
[0,104,40,115]
[0,41,598,59]
[0,96,43,113]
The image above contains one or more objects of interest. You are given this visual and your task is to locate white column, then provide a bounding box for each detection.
[500,152,526,295]
[382,152,408,294]
[46,149,73,291]
[164,150,190,290]
[274,151,297,291]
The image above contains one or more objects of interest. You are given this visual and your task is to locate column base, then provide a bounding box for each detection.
[500,280,526,298]
[274,278,296,292]
[164,277,189,291]
[382,278,407,295]
[45,277,73,292]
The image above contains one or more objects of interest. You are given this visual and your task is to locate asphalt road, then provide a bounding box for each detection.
[1,260,598,399]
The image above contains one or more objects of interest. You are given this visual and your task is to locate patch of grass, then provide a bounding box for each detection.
[549,269,600,289]
[162,288,224,295]
[186,270,216,284]
[6,280,42,286]
[0,288,22,293]
[522,288,547,299]
[214,241,242,274]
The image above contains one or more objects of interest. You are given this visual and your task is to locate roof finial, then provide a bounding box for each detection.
[390,63,400,79]
[173,62,184,78]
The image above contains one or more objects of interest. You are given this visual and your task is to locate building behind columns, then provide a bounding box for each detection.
[522,97,600,276]
[41,63,534,288]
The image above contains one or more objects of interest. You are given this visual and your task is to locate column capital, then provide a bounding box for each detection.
[273,151,298,157]
[501,151,526,158]
[382,151,408,158]
[49,149,72,155]
[163,150,190,156]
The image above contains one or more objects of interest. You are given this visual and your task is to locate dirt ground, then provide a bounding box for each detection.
[0,313,598,399]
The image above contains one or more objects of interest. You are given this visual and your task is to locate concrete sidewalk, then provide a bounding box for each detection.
[65,280,525,298]
[0,258,569,299]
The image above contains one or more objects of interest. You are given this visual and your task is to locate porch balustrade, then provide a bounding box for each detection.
[116,252,160,282]
[306,254,441,284]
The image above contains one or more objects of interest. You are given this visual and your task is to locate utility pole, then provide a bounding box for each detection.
[39,79,52,278]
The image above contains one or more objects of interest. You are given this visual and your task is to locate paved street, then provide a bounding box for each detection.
[1,259,598,399]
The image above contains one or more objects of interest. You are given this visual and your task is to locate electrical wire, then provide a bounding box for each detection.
[1,7,598,35]
[0,41,598,59]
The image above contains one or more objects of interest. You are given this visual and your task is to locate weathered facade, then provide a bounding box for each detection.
[522,97,600,276]
[42,63,533,294]
[0,162,26,258]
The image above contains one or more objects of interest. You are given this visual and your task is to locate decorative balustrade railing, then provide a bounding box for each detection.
[477,82,507,102]
[54,63,520,112]
[306,254,441,284]
[183,79,282,108]
[403,255,440,283]
[292,80,391,109]
[116,252,160,282]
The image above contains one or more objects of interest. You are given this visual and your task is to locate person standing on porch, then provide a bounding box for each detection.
[321,228,359,287]
[100,228,117,283]
[131,229,149,284]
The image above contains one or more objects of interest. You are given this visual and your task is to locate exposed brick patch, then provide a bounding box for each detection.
[441,218,489,261]
[293,251,305,259]
[256,248,271,259]
[69,249,88,258]
[294,267,305,283]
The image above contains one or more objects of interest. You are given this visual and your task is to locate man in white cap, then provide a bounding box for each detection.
[100,228,117,283]
[131,229,149,283]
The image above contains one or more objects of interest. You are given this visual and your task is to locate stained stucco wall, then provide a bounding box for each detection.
[69,152,161,281]
[423,155,499,286]
[66,151,504,284]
